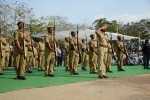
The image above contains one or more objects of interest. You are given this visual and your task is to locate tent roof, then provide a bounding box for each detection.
[55,29,139,40]
[32,29,139,41]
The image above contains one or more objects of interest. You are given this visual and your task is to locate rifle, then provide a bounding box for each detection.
[0,29,2,58]
[53,18,57,65]
[85,34,88,54]
[77,24,81,63]
[96,28,100,75]
[122,34,128,59]
[30,21,35,57]
[31,38,35,57]
[23,24,26,59]
[110,33,116,60]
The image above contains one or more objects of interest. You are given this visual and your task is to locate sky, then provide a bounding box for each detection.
[25,0,150,26]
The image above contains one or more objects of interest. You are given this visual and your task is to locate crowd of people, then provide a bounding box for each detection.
[0,19,149,80]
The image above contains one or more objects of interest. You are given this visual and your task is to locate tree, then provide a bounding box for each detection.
[93,18,150,39]
[0,0,34,37]
[92,18,117,32]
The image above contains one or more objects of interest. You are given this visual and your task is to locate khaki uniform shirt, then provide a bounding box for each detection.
[33,47,38,58]
[38,42,45,51]
[1,37,6,50]
[117,40,125,53]
[69,37,78,50]
[0,37,7,57]
[89,39,97,52]
[27,39,33,52]
[64,41,69,54]
[45,33,55,52]
[80,43,87,52]
[108,42,112,54]
[97,31,108,46]
[14,29,29,54]
[5,43,10,52]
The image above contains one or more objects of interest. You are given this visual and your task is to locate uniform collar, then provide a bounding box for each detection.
[18,29,23,32]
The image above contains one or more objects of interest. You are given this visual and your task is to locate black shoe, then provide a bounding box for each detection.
[146,67,150,69]
[93,72,98,74]
[73,72,79,75]
[15,76,20,80]
[48,74,54,77]
[26,71,32,73]
[0,73,4,75]
[102,75,108,78]
[108,71,113,73]
[82,68,87,71]
[83,69,87,71]
[19,76,26,80]
[120,69,125,71]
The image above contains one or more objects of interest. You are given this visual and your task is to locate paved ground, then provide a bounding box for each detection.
[0,74,150,100]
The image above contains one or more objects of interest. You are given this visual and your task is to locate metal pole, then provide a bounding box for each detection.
[138,31,140,50]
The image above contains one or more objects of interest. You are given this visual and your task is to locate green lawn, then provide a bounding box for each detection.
[0,65,149,93]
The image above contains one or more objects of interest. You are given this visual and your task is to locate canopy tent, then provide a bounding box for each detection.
[55,29,139,40]
[32,29,139,41]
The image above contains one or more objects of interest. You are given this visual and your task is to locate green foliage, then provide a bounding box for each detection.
[93,18,150,39]
[93,18,117,32]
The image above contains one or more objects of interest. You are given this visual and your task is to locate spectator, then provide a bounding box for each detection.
[142,39,150,69]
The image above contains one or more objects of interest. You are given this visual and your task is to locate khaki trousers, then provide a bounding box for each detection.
[14,53,26,77]
[65,53,69,70]
[0,53,2,73]
[69,50,79,73]
[26,51,33,71]
[98,47,107,75]
[38,51,45,70]
[45,49,55,75]
[106,53,112,71]
[81,51,88,69]
[5,52,10,68]
[117,51,124,70]
[2,50,5,68]
[33,56,38,69]
[89,51,97,73]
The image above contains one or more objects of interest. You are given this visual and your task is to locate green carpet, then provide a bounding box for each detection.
[0,65,149,93]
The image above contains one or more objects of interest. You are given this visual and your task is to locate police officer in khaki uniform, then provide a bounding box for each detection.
[69,31,79,75]
[116,35,126,71]
[64,37,70,71]
[0,31,7,75]
[38,37,45,71]
[106,41,113,72]
[1,37,7,71]
[26,39,34,73]
[33,45,38,69]
[13,19,30,80]
[80,39,88,70]
[45,25,56,77]
[4,41,10,69]
[89,34,98,74]
[10,45,14,67]
[96,25,108,79]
